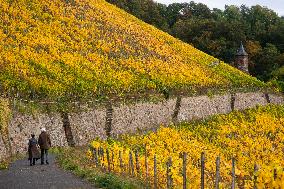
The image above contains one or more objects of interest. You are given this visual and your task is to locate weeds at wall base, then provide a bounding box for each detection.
[0,153,26,170]
[0,160,9,170]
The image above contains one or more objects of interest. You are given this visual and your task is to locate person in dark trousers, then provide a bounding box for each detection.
[38,127,51,165]
[28,134,40,166]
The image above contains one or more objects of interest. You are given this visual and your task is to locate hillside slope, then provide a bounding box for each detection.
[90,105,284,188]
[0,0,264,102]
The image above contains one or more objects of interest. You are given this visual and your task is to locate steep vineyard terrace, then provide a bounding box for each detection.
[0,0,265,104]
[0,0,282,160]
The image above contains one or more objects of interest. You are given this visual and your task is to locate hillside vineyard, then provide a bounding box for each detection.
[89,105,284,188]
[0,0,264,102]
[0,1,284,187]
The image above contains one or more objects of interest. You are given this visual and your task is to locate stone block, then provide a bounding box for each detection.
[234,92,268,110]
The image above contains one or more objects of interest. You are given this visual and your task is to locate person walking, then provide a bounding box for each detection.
[28,134,40,166]
[38,127,51,165]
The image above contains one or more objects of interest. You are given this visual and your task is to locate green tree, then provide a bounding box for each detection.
[166,3,185,27]
[106,0,169,30]
[252,43,281,81]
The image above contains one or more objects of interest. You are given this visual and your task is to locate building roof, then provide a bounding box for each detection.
[236,42,248,56]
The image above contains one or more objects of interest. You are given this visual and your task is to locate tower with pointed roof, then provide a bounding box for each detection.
[235,42,249,74]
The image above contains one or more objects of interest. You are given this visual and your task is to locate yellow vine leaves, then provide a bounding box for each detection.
[0,0,264,101]
[89,105,284,188]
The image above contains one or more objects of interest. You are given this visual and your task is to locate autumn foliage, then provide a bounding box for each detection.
[0,0,264,102]
[89,105,284,188]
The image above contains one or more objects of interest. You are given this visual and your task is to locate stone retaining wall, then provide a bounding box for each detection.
[0,92,283,160]
[234,92,268,110]
[7,113,67,155]
[69,109,106,146]
[111,98,176,137]
[178,94,232,122]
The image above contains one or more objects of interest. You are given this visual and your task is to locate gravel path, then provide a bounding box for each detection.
[0,154,95,189]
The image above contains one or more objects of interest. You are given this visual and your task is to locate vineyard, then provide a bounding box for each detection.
[88,105,284,188]
[0,0,265,104]
[0,1,283,188]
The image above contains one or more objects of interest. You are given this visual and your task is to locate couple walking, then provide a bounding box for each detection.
[28,128,51,166]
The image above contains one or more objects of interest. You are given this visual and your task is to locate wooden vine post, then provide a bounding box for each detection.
[232,158,236,189]
[135,150,140,177]
[100,147,105,167]
[129,151,134,176]
[111,151,114,170]
[154,155,158,189]
[106,148,111,172]
[253,164,259,189]
[93,148,98,167]
[145,145,149,185]
[119,151,123,172]
[166,157,173,189]
[215,156,220,189]
[183,152,187,189]
[201,152,205,189]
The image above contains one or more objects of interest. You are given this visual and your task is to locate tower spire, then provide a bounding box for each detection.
[235,42,249,74]
[236,42,248,56]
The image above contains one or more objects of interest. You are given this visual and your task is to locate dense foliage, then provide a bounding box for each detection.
[107,0,284,85]
[0,0,264,104]
[89,105,284,188]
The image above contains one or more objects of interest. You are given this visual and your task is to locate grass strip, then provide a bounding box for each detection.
[53,147,146,189]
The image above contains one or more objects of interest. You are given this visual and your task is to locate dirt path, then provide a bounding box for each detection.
[0,154,95,189]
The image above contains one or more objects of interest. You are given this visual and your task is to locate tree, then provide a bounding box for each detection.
[252,43,281,81]
[106,0,168,30]
[166,3,185,27]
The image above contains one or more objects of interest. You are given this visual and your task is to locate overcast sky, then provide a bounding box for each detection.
[155,0,284,16]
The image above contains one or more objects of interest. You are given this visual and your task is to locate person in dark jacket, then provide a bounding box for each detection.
[38,127,51,165]
[28,134,40,166]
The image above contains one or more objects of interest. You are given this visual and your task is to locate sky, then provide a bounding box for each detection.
[155,0,284,16]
